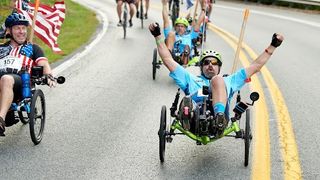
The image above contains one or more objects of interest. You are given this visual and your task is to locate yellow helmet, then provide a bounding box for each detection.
[174,17,189,27]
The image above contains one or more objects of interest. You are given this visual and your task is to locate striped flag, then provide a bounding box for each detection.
[16,0,66,54]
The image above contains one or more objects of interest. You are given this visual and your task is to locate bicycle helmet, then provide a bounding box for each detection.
[174,17,189,27]
[199,50,222,66]
[5,13,29,28]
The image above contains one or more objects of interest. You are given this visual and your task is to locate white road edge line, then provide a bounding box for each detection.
[52,0,109,75]
[216,4,320,28]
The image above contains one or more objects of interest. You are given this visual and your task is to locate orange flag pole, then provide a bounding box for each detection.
[231,8,249,74]
[29,0,40,43]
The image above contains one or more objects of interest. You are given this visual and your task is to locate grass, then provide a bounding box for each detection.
[0,0,99,63]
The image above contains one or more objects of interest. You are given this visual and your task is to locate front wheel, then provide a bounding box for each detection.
[158,106,167,162]
[244,109,252,166]
[152,48,157,80]
[29,89,46,145]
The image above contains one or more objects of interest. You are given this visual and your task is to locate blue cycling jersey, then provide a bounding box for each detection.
[164,27,199,56]
[169,65,248,114]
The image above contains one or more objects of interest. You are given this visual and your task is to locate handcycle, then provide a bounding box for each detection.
[152,38,201,80]
[158,86,259,166]
[8,66,65,145]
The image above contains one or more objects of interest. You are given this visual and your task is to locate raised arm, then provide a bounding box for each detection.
[162,0,170,29]
[245,33,284,78]
[149,23,178,72]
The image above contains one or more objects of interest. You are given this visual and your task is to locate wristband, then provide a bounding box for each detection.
[265,49,272,55]
[202,9,205,12]
[156,38,164,46]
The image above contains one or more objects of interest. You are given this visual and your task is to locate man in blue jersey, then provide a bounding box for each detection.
[161,0,205,65]
[149,22,284,135]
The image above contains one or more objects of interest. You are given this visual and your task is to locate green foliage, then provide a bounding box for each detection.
[0,0,99,63]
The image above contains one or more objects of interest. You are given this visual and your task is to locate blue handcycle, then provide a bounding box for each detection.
[9,66,65,145]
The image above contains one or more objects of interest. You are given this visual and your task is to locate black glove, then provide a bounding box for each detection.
[150,22,161,37]
[271,33,282,48]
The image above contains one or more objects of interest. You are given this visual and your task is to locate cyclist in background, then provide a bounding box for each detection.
[161,0,206,65]
[116,0,136,27]
[135,0,150,19]
[200,0,213,22]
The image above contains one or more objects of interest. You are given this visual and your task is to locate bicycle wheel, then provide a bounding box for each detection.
[29,89,46,145]
[123,4,127,39]
[244,109,252,166]
[152,48,158,80]
[171,1,179,27]
[140,0,144,28]
[158,105,167,163]
[18,111,29,124]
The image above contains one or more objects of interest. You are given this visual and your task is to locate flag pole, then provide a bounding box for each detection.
[29,0,40,43]
[231,8,249,74]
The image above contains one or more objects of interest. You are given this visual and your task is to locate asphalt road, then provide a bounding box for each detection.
[0,0,319,179]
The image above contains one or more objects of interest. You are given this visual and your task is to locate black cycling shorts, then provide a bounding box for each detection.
[0,73,22,101]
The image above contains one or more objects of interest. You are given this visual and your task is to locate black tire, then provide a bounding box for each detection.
[123,5,127,39]
[152,48,157,80]
[18,111,29,124]
[171,2,179,27]
[193,105,200,135]
[29,89,46,145]
[140,0,144,28]
[244,109,252,166]
[158,105,167,163]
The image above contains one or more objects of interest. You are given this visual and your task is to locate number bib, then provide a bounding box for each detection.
[0,55,23,72]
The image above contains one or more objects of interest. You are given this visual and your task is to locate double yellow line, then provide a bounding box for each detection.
[207,23,302,180]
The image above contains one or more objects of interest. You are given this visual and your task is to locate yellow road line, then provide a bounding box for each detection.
[208,24,271,180]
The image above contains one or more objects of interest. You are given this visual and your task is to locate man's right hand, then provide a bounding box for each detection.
[149,22,161,37]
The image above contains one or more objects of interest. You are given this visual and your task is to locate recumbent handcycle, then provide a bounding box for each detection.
[158,86,259,166]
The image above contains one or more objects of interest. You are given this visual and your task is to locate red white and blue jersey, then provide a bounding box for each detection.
[0,41,47,73]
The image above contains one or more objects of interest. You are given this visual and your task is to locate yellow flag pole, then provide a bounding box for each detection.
[29,0,40,43]
[231,8,249,74]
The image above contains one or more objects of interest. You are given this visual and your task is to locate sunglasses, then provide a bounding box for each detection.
[203,59,219,66]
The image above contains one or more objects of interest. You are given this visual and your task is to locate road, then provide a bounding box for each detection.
[0,0,319,179]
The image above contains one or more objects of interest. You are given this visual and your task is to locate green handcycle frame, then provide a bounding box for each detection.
[158,89,259,167]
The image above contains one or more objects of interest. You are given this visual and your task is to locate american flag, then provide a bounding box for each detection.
[16,0,66,54]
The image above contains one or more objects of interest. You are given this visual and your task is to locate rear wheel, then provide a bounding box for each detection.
[171,2,179,27]
[158,106,167,162]
[123,5,127,39]
[29,89,46,145]
[244,109,252,166]
[140,0,144,28]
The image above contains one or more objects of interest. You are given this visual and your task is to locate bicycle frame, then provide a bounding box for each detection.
[169,116,241,145]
